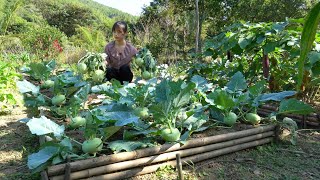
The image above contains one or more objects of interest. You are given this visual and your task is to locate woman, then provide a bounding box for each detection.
[104,21,138,84]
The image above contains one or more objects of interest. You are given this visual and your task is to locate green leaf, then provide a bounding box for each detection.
[249,80,266,97]
[123,129,156,140]
[108,140,147,153]
[183,112,208,132]
[72,84,91,104]
[257,91,296,102]
[278,99,314,115]
[272,22,287,33]
[297,2,320,91]
[172,82,195,108]
[101,126,121,141]
[256,35,266,44]
[28,62,50,80]
[92,104,139,126]
[16,80,39,94]
[60,138,72,151]
[312,62,320,76]
[191,75,207,88]
[226,71,247,92]
[26,116,65,137]
[155,79,171,103]
[263,42,278,54]
[238,37,250,49]
[27,146,60,170]
[207,90,235,110]
[308,51,320,65]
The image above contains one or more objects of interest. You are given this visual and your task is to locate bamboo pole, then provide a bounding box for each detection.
[260,104,319,119]
[257,109,319,126]
[257,108,319,124]
[47,125,275,176]
[49,131,274,180]
[244,106,319,125]
[87,138,273,180]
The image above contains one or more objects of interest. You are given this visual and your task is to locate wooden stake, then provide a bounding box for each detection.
[64,156,71,180]
[176,154,183,180]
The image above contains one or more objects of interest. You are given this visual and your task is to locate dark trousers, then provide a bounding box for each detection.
[106,65,133,84]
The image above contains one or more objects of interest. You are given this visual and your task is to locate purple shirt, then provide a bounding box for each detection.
[104,41,138,69]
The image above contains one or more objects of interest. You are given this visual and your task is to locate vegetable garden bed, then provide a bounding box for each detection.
[17,56,316,180]
[41,124,276,180]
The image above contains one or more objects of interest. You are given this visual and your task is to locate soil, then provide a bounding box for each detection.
[0,107,319,180]
[0,108,40,180]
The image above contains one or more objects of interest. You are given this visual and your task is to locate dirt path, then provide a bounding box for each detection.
[0,109,39,180]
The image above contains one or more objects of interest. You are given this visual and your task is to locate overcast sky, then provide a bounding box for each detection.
[93,0,153,16]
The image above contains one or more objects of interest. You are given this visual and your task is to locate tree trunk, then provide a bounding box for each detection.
[195,0,199,54]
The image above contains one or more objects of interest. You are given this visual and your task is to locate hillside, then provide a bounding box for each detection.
[0,0,137,55]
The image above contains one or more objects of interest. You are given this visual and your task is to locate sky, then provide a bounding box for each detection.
[93,0,153,16]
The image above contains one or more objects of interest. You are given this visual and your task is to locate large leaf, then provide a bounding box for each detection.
[278,99,314,115]
[297,2,320,91]
[26,116,65,137]
[28,62,50,80]
[101,126,122,140]
[257,91,296,102]
[226,71,247,92]
[191,75,207,88]
[183,111,208,132]
[272,22,287,33]
[172,82,195,108]
[24,94,46,107]
[108,140,148,153]
[73,84,91,104]
[191,75,212,92]
[97,111,138,126]
[27,146,60,170]
[249,80,266,97]
[92,104,139,126]
[155,79,171,103]
[16,80,39,94]
[263,42,278,54]
[238,37,250,49]
[308,51,320,65]
[207,90,235,110]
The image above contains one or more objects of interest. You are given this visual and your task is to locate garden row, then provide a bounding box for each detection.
[15,50,316,179]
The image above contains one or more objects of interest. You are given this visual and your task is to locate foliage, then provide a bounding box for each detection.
[18,59,315,171]
[35,1,95,37]
[134,0,316,63]
[70,26,106,52]
[23,25,67,59]
[0,60,21,111]
[0,0,137,62]
[297,1,320,91]
[0,0,23,35]
[133,48,157,80]
[195,20,320,92]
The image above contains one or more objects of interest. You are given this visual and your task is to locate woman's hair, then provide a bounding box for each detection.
[112,21,128,33]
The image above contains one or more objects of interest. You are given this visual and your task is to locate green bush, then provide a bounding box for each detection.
[23,25,67,59]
